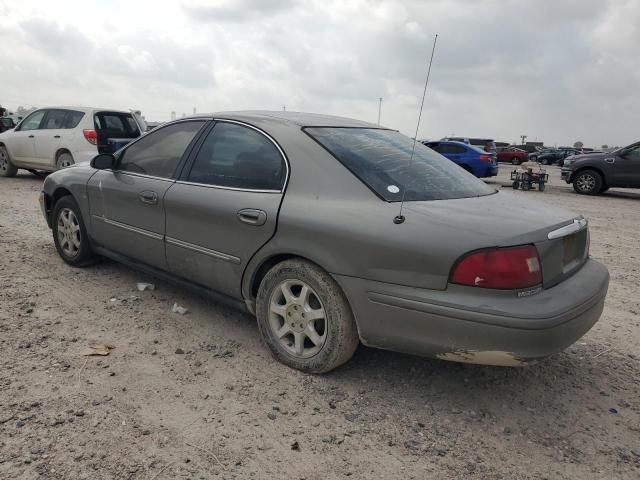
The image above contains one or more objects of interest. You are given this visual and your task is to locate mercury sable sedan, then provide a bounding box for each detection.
[39,111,610,373]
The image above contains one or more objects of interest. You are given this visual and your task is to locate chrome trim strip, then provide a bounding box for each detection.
[547,217,588,240]
[174,180,281,194]
[165,236,241,264]
[110,170,176,182]
[92,215,164,241]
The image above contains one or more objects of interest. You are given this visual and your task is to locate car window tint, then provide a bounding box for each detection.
[426,143,443,153]
[64,110,85,129]
[448,144,466,154]
[95,112,140,138]
[0,118,14,127]
[187,122,285,191]
[117,121,205,178]
[306,127,495,202]
[43,110,67,129]
[19,110,46,131]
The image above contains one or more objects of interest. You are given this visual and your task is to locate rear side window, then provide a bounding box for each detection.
[0,118,14,127]
[42,110,67,129]
[117,121,205,178]
[95,112,140,138]
[306,127,495,202]
[187,122,285,191]
[64,110,85,129]
[440,144,466,154]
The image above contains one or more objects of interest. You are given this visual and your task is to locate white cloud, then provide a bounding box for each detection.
[0,0,638,147]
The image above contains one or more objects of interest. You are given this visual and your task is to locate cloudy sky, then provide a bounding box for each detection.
[1,0,638,146]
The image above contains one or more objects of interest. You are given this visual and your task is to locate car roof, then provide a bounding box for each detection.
[427,140,469,147]
[181,110,385,129]
[30,106,133,114]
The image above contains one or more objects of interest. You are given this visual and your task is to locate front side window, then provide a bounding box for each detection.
[19,110,46,131]
[306,127,495,202]
[117,121,205,178]
[42,110,67,129]
[187,122,285,190]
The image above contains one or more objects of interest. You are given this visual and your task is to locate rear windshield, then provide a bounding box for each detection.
[94,112,140,138]
[306,127,495,202]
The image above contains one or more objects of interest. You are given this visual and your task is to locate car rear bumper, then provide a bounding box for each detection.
[334,258,609,366]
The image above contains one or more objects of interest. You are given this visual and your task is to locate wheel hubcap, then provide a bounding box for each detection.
[269,280,327,358]
[57,208,81,257]
[577,174,595,192]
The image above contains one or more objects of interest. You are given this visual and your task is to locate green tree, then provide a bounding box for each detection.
[573,141,584,149]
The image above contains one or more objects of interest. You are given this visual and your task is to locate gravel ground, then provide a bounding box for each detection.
[1,167,639,479]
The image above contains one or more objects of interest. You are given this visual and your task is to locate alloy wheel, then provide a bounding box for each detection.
[0,150,8,173]
[57,208,81,257]
[269,280,327,358]
[576,174,595,193]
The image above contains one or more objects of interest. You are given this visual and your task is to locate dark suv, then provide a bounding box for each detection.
[0,117,15,133]
[561,141,640,194]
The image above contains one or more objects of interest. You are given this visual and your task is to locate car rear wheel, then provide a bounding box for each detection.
[52,196,97,266]
[0,145,18,177]
[256,259,359,373]
[511,156,521,165]
[573,170,602,195]
[56,152,75,169]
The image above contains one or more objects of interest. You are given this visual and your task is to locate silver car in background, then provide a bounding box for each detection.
[39,111,609,373]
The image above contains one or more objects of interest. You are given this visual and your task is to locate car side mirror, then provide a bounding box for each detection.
[90,153,116,170]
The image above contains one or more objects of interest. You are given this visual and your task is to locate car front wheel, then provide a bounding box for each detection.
[52,196,97,266]
[0,145,18,177]
[256,259,359,373]
[511,156,521,165]
[573,170,602,195]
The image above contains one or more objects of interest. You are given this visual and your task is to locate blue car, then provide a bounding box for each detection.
[423,140,498,178]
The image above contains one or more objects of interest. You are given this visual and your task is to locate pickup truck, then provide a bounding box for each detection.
[561,141,640,194]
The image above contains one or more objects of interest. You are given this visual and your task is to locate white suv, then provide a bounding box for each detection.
[0,107,146,177]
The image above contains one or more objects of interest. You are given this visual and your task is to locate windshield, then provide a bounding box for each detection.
[305,127,495,202]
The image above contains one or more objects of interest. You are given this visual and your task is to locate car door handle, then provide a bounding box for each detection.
[138,191,158,205]
[605,158,615,164]
[54,135,60,138]
[28,134,35,138]
[237,209,267,226]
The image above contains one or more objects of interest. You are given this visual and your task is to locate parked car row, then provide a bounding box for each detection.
[0,106,146,177]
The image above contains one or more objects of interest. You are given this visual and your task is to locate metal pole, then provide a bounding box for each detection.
[377,97,382,124]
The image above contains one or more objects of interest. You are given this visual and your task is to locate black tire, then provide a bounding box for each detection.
[600,185,610,193]
[52,195,97,266]
[511,157,521,165]
[538,182,546,192]
[512,180,520,189]
[0,145,18,177]
[541,158,549,165]
[572,169,602,195]
[256,259,359,373]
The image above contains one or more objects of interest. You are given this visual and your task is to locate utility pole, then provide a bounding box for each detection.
[283,105,286,112]
[377,97,382,125]
[192,107,196,115]
[520,134,527,145]
[171,111,176,121]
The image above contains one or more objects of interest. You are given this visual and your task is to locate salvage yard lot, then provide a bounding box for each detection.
[1,170,639,479]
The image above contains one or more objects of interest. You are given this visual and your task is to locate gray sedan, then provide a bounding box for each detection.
[39,111,609,372]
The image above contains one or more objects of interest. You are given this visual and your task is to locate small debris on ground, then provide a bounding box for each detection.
[80,344,114,356]
[136,282,155,291]
[172,303,189,315]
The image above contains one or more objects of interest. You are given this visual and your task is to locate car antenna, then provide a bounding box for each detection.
[394,33,439,225]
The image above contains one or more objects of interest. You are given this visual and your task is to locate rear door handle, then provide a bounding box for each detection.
[54,135,60,139]
[237,209,267,226]
[604,158,615,164]
[139,191,158,205]
[28,134,35,138]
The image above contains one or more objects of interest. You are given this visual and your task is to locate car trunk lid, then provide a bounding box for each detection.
[93,111,142,154]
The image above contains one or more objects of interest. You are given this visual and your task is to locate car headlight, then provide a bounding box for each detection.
[563,159,573,167]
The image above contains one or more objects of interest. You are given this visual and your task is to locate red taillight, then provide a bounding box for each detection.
[450,245,542,289]
[479,154,491,162]
[83,129,97,145]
